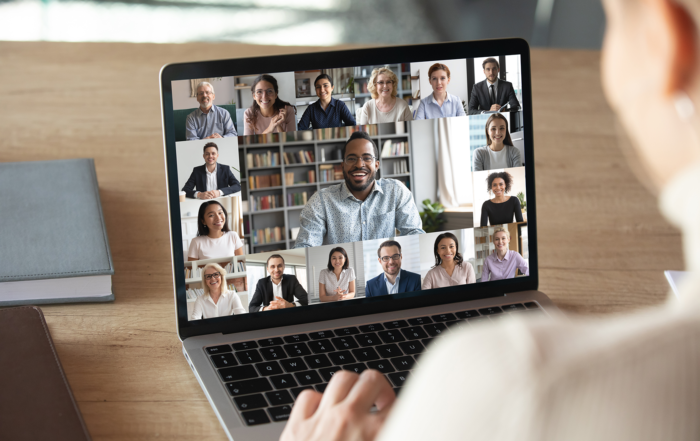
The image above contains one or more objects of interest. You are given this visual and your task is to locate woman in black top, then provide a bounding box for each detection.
[480,171,523,226]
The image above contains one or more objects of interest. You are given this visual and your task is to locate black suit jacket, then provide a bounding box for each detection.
[468,79,520,115]
[249,274,309,313]
[181,163,241,198]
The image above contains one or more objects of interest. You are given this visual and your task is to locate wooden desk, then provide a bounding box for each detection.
[0,42,683,440]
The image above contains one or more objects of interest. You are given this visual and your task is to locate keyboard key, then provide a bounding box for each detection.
[309,330,334,340]
[283,343,312,357]
[219,365,259,382]
[359,323,384,333]
[423,323,447,337]
[378,330,405,343]
[294,370,323,386]
[431,313,457,322]
[260,346,288,361]
[376,344,403,358]
[267,405,292,422]
[291,386,314,399]
[502,303,526,312]
[211,353,238,368]
[234,393,268,411]
[304,354,332,369]
[398,341,424,355]
[255,361,283,376]
[422,338,434,347]
[232,341,258,351]
[391,356,416,371]
[206,344,232,355]
[400,327,428,340]
[235,349,263,365]
[524,302,540,309]
[280,357,308,373]
[455,310,480,319]
[307,339,334,354]
[265,390,294,406]
[334,327,360,336]
[258,337,284,347]
[388,371,410,387]
[329,350,356,365]
[315,383,328,393]
[319,366,343,382]
[343,363,368,374]
[226,378,272,396]
[351,347,380,362]
[331,336,359,350]
[355,333,381,347]
[366,360,395,373]
[241,409,270,426]
[270,373,297,389]
[383,320,409,329]
[283,334,310,343]
[478,307,503,315]
[407,316,433,325]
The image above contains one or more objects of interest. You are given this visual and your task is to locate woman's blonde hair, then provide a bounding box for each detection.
[493,228,511,240]
[368,67,398,99]
[201,262,229,296]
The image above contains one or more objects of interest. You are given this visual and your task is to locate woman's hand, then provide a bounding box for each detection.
[281,370,396,441]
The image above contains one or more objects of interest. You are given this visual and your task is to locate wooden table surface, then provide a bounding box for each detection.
[0,41,683,440]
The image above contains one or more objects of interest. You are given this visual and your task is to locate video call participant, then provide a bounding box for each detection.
[468,58,521,115]
[357,67,413,124]
[185,81,237,140]
[294,131,425,248]
[473,113,522,171]
[181,142,241,200]
[480,171,523,227]
[318,247,356,302]
[249,254,309,312]
[188,201,244,260]
[243,74,297,135]
[189,263,246,320]
[422,232,476,289]
[297,74,357,130]
[365,240,421,297]
[414,63,467,120]
[481,228,528,282]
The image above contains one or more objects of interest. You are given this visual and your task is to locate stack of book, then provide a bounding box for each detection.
[287,191,310,207]
[284,170,316,185]
[392,159,408,175]
[247,151,281,168]
[240,133,280,145]
[319,164,343,182]
[249,173,282,189]
[251,194,283,211]
[253,227,285,245]
[381,140,409,157]
[284,151,315,164]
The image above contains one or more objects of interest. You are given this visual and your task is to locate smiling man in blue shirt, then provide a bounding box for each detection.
[294,131,424,248]
[185,81,237,140]
[297,74,357,130]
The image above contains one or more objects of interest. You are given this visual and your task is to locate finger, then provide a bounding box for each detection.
[344,369,396,412]
[288,389,322,424]
[318,369,360,410]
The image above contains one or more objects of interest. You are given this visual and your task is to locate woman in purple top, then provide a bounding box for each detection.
[481,228,529,282]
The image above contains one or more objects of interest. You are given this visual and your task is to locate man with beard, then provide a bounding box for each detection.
[185,81,237,140]
[294,131,424,248]
[365,240,422,297]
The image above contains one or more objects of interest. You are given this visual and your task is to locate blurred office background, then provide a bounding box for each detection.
[0,0,604,48]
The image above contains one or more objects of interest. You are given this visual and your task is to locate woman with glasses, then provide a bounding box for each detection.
[318,247,356,302]
[188,201,244,260]
[357,67,413,124]
[421,232,476,290]
[189,262,246,320]
[243,74,297,135]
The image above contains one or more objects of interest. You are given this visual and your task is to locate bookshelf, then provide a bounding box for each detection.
[473,222,527,280]
[184,255,248,301]
[353,63,413,115]
[238,122,415,252]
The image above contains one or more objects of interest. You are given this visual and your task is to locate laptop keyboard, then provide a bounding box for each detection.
[205,302,544,426]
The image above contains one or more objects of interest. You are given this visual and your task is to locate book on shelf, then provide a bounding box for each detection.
[287,191,310,207]
[249,173,281,189]
[283,150,315,164]
[252,227,285,245]
[319,164,343,182]
[380,140,409,157]
[240,133,279,145]
[392,159,408,175]
[185,260,246,279]
[247,151,281,168]
[251,194,283,211]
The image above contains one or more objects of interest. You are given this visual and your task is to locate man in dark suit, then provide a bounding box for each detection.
[181,142,241,199]
[365,240,421,297]
[468,57,521,115]
[249,254,309,312]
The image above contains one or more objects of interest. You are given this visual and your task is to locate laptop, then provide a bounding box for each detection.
[160,38,559,440]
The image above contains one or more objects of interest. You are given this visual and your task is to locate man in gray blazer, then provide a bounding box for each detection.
[468,58,521,115]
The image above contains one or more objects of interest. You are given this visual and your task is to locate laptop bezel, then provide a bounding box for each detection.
[160,38,538,341]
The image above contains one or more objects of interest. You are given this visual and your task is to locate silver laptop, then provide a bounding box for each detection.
[160,39,558,440]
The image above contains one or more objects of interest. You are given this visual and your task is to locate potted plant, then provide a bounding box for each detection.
[419,199,446,233]
[516,192,527,221]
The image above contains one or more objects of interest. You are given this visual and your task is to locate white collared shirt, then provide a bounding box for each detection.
[384,272,401,295]
[189,290,246,320]
[195,164,223,198]
[271,278,283,300]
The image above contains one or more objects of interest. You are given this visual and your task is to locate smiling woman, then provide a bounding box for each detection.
[244,74,298,135]
[421,231,476,289]
[318,246,356,302]
[479,170,523,227]
[188,200,244,260]
[357,67,413,124]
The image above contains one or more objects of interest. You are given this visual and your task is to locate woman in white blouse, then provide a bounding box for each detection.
[188,200,244,260]
[189,263,245,320]
[357,67,413,124]
[318,247,356,302]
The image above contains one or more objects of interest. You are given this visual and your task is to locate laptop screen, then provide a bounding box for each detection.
[161,41,537,335]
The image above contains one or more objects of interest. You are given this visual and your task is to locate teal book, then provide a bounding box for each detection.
[0,159,114,306]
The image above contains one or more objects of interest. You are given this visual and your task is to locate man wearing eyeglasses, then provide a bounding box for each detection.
[365,240,422,297]
[294,131,424,248]
[185,81,237,140]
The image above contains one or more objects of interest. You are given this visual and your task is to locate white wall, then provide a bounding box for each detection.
[473,56,501,84]
[172,76,238,110]
[472,166,526,226]
[175,137,241,190]
[410,59,468,112]
[410,118,437,204]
